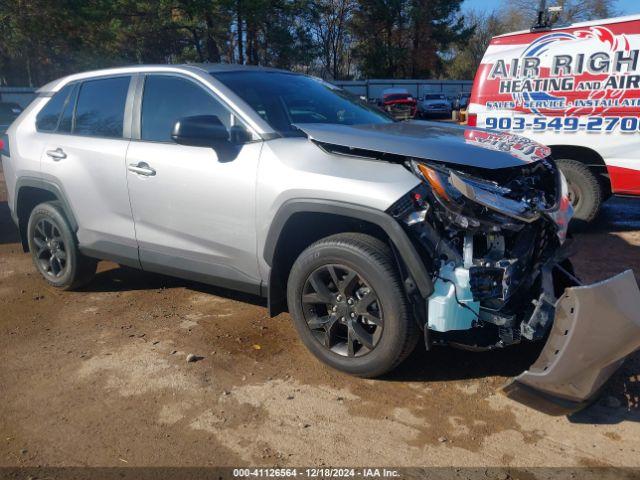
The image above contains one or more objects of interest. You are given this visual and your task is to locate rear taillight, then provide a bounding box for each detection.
[1,133,9,157]
[467,113,477,127]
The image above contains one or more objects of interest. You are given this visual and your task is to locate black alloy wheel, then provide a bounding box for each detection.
[287,233,419,378]
[301,264,383,357]
[32,217,68,280]
[27,202,97,290]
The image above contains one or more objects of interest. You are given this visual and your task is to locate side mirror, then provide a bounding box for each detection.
[171,115,230,148]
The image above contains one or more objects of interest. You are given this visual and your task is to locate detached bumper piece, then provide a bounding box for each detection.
[503,270,640,415]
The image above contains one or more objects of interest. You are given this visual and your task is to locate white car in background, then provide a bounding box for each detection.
[418,93,452,118]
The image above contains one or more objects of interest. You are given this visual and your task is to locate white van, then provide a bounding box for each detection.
[468,14,640,222]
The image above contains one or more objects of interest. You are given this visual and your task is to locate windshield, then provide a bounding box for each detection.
[213,71,392,136]
[424,94,445,100]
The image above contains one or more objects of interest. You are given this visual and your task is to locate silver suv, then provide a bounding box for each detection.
[3,64,640,414]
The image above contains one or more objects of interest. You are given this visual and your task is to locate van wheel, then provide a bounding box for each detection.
[556,159,603,224]
[27,202,97,290]
[287,233,419,378]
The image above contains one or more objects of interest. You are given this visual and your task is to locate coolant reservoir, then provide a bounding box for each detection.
[428,263,480,332]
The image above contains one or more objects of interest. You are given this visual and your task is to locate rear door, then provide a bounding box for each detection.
[125,73,263,293]
[38,75,139,266]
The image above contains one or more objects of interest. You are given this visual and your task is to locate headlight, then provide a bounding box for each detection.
[412,162,462,205]
[410,160,541,225]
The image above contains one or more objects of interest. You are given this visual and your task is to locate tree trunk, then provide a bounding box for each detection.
[247,21,257,64]
[191,29,204,62]
[204,11,221,62]
[26,55,33,87]
[237,0,244,64]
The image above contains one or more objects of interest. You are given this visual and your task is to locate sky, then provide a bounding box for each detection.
[462,0,640,16]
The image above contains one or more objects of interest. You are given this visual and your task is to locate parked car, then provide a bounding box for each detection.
[379,88,417,120]
[468,13,640,223]
[0,102,23,133]
[3,64,640,414]
[418,93,452,118]
[453,93,470,111]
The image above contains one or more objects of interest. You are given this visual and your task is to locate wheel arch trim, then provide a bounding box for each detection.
[14,176,79,231]
[263,198,434,300]
[549,145,611,189]
[548,144,607,169]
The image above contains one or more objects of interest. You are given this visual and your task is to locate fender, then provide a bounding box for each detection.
[263,198,434,305]
[14,176,79,231]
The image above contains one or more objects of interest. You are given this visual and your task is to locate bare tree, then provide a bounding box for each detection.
[502,0,618,31]
[307,0,357,80]
[446,9,505,79]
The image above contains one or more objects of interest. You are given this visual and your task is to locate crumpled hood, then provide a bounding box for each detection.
[295,120,552,169]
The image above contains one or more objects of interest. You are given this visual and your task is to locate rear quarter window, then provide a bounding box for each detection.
[58,84,79,133]
[36,84,74,132]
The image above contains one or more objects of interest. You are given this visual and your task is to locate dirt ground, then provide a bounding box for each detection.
[1,168,639,469]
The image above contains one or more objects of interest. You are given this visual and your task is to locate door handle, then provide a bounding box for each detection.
[127,162,156,176]
[46,148,67,161]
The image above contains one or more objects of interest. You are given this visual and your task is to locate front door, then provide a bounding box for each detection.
[125,74,263,293]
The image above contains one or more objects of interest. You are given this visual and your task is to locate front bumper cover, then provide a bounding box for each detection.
[503,269,640,415]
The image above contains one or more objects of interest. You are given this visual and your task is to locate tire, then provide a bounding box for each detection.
[27,201,97,290]
[287,233,419,378]
[556,159,603,224]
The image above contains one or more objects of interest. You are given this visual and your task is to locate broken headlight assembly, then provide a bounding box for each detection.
[390,157,575,345]
[409,159,572,241]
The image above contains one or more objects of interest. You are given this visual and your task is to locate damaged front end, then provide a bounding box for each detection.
[296,121,640,414]
[388,156,640,414]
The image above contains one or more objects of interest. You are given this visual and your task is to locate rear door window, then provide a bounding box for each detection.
[74,76,131,138]
[36,84,74,132]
